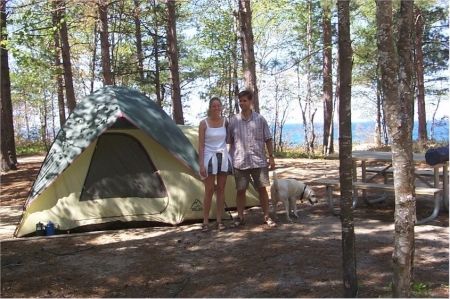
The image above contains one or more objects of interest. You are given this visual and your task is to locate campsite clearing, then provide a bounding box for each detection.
[1,156,448,298]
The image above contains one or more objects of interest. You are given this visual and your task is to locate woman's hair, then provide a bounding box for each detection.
[207,97,222,117]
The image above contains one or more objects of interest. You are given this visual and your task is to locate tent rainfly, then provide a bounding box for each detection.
[15,86,258,237]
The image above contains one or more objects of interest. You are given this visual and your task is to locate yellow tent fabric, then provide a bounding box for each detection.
[15,128,259,237]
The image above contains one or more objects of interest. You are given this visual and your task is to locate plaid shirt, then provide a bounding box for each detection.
[227,111,272,170]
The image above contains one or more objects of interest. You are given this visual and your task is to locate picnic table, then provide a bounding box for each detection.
[316,150,448,224]
[352,150,448,205]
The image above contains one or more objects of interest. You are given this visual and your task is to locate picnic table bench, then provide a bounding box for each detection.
[313,178,443,225]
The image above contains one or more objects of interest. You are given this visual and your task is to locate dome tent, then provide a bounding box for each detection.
[15,86,258,237]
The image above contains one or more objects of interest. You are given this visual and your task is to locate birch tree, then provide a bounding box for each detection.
[376,0,416,296]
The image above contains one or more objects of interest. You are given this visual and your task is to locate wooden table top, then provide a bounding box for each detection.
[352,151,426,163]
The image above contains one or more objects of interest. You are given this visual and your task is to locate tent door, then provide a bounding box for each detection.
[80,132,168,203]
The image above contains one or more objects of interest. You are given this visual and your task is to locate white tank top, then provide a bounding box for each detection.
[205,119,227,153]
[203,118,232,175]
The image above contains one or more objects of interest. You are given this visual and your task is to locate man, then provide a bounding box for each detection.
[227,90,276,227]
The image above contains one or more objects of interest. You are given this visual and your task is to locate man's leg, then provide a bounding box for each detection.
[236,189,246,221]
[234,169,249,222]
[252,167,276,226]
[258,187,270,220]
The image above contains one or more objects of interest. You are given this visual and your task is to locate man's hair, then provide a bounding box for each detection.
[238,90,253,100]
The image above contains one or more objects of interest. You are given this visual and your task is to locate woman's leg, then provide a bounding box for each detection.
[216,173,227,224]
[203,175,216,224]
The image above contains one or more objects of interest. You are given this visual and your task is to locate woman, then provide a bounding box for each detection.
[198,97,232,231]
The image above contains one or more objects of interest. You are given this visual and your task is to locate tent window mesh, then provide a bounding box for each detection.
[80,133,167,201]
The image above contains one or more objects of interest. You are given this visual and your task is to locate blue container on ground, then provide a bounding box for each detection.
[45,221,55,236]
[35,222,45,236]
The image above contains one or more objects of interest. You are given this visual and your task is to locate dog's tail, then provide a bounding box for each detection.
[270,170,280,205]
[272,170,279,192]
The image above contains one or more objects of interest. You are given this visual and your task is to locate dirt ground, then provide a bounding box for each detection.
[1,156,448,298]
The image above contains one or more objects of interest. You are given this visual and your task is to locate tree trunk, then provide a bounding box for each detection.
[1,0,17,171]
[394,1,416,296]
[133,0,145,84]
[273,78,280,153]
[297,63,309,155]
[151,0,162,107]
[279,104,289,152]
[110,1,125,86]
[39,102,49,150]
[337,0,358,296]
[238,0,259,112]
[376,0,416,297]
[430,94,441,141]
[51,0,66,126]
[98,0,113,85]
[50,92,56,138]
[24,100,30,139]
[322,0,334,155]
[375,64,382,147]
[165,0,184,124]
[56,0,76,112]
[90,23,98,93]
[414,6,427,146]
[306,0,313,155]
[232,10,240,114]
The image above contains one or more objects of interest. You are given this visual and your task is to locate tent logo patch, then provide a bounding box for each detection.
[191,199,202,211]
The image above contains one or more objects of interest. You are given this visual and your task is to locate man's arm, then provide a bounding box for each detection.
[265,138,275,170]
[226,117,233,144]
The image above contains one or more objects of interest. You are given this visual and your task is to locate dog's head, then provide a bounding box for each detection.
[303,186,318,205]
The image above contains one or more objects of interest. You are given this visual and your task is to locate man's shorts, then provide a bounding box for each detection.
[234,167,270,191]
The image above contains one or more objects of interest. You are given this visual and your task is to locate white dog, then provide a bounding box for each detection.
[270,171,318,222]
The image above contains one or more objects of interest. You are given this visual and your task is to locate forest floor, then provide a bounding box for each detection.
[0,156,448,298]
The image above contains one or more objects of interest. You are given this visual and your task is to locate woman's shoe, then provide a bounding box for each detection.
[201,223,209,232]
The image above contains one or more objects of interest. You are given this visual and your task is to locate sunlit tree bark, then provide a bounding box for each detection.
[376,0,416,296]
[337,0,357,296]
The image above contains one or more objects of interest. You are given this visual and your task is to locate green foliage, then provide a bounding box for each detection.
[182,0,237,101]
[6,0,448,150]
[421,4,449,75]
[275,147,324,159]
[411,281,430,297]
[16,142,46,156]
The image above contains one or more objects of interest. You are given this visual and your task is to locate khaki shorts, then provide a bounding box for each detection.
[234,167,270,191]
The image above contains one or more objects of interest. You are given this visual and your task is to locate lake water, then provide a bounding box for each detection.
[280,120,449,146]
